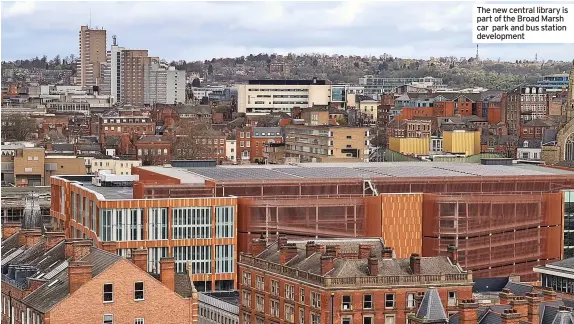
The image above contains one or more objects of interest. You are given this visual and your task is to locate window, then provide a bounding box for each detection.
[363,294,373,309]
[299,308,305,324]
[343,318,352,324]
[215,245,234,274]
[448,291,457,306]
[256,295,265,312]
[271,299,280,317]
[134,282,144,301]
[385,294,395,309]
[135,319,144,324]
[407,293,415,308]
[243,312,251,324]
[385,315,396,324]
[311,292,321,308]
[271,280,279,296]
[285,304,295,323]
[243,272,251,286]
[256,276,265,290]
[342,295,352,310]
[242,291,252,307]
[103,283,114,302]
[363,316,373,324]
[346,135,352,139]
[104,314,113,324]
[215,206,234,238]
[311,313,320,324]
[300,288,305,303]
[285,284,294,300]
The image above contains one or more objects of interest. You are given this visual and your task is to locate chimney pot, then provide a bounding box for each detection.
[368,253,378,276]
[251,234,268,257]
[278,235,288,250]
[305,241,317,258]
[280,243,298,265]
[542,288,557,301]
[65,240,92,261]
[447,244,458,264]
[382,247,393,259]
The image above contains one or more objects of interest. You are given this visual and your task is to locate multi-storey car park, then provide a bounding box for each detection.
[50,162,574,284]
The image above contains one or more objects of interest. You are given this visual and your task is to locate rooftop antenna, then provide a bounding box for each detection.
[475,44,479,61]
[112,35,117,46]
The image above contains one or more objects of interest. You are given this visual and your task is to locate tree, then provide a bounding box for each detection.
[1,113,37,141]
[171,121,219,160]
[200,96,209,105]
[208,64,214,75]
[191,78,201,87]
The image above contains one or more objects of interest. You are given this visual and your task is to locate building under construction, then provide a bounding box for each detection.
[1,186,51,230]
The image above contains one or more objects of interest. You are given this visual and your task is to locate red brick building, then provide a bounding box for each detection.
[135,135,173,165]
[99,115,155,144]
[519,119,557,140]
[1,230,199,324]
[238,236,473,324]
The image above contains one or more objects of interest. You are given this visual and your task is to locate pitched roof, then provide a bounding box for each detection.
[51,144,74,152]
[22,246,121,313]
[416,287,448,321]
[504,281,534,296]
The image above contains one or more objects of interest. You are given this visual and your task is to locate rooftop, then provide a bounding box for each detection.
[138,162,574,182]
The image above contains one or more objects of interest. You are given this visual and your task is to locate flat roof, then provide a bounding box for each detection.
[80,183,135,200]
[139,162,574,181]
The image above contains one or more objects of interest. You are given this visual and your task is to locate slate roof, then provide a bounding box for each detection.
[504,281,534,296]
[76,144,101,152]
[255,238,463,278]
[175,273,193,298]
[541,258,574,270]
[519,139,543,149]
[137,135,170,143]
[524,119,558,128]
[22,247,121,313]
[51,143,74,152]
[105,136,121,146]
[1,233,22,257]
[473,277,510,293]
[176,105,212,115]
[416,287,448,321]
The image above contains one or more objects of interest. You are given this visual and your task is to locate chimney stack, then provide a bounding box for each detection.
[65,240,92,261]
[414,292,425,309]
[447,244,458,264]
[280,243,298,265]
[306,241,317,258]
[326,245,341,258]
[542,288,557,301]
[525,292,542,324]
[160,257,175,291]
[368,251,379,276]
[410,253,421,275]
[23,229,43,248]
[382,247,393,259]
[251,234,267,257]
[68,261,93,294]
[101,242,117,254]
[132,248,148,272]
[358,244,372,259]
[501,309,521,324]
[458,299,479,324]
[45,232,66,250]
[321,255,334,275]
[2,221,21,239]
[499,288,515,305]
[509,297,528,318]
[277,235,288,250]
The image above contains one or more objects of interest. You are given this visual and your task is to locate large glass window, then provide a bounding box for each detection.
[148,208,168,240]
[216,206,234,238]
[99,209,144,242]
[215,245,234,273]
[173,245,212,274]
[148,247,168,273]
[172,207,211,239]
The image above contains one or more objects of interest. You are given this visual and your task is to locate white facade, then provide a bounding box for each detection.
[517,147,541,160]
[144,62,185,105]
[236,83,332,115]
[226,140,237,162]
[90,158,142,175]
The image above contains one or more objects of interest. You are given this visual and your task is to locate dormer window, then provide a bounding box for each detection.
[523,141,529,148]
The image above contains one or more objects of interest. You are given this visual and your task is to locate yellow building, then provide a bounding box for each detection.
[442,130,481,156]
[90,158,142,175]
[388,137,430,156]
[358,99,379,120]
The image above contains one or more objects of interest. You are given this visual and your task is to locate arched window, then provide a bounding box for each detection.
[566,133,574,161]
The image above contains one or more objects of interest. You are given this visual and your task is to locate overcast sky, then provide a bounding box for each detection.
[2,1,573,62]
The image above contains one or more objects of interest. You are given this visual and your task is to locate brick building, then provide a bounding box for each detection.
[238,236,473,324]
[387,119,432,138]
[1,230,199,324]
[520,119,557,140]
[99,115,155,144]
[250,127,283,163]
[135,135,172,165]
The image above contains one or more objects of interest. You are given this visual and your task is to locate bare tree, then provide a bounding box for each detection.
[1,113,37,141]
[171,121,220,160]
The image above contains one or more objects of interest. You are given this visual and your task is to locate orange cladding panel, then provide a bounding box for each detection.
[380,193,423,258]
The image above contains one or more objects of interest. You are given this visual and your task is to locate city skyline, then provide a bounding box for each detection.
[2,1,574,63]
